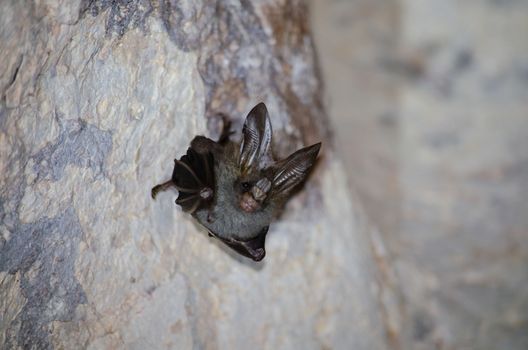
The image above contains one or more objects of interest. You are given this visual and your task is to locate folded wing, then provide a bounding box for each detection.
[172,147,215,213]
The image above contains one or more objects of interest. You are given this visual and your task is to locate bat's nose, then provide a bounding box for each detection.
[239,193,260,213]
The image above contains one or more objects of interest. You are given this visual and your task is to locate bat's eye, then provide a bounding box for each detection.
[241,182,251,191]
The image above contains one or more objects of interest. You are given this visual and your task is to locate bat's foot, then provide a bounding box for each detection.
[216,113,234,144]
[151,180,173,199]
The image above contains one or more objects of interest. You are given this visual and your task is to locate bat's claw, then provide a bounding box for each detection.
[151,186,160,200]
[216,113,233,144]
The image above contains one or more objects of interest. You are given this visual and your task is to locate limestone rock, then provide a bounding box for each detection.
[0,1,392,349]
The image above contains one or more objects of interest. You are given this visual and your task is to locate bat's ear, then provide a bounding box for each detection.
[238,103,272,174]
[271,142,321,195]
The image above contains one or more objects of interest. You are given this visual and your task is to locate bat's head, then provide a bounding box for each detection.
[236,103,321,211]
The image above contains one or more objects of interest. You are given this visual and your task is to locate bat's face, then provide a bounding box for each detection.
[153,103,321,261]
[192,157,275,261]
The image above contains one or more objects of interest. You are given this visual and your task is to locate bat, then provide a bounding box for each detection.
[152,103,321,261]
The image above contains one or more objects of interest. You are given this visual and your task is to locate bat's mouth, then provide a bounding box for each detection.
[208,226,269,261]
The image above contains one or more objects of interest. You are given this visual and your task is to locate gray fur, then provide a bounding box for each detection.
[194,155,275,240]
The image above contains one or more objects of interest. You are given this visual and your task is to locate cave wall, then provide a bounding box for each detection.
[0,1,394,349]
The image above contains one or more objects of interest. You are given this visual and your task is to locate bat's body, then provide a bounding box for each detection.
[152,103,320,261]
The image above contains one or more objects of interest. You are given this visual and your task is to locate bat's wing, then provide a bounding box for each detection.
[210,226,269,262]
[172,147,215,213]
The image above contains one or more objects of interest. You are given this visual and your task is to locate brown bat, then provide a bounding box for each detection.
[152,103,321,261]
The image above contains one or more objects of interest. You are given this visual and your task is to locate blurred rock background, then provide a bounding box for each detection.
[310,0,528,349]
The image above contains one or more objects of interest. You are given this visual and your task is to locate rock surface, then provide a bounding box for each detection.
[0,1,392,349]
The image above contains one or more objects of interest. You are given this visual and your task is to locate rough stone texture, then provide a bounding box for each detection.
[311,0,528,349]
[0,1,391,349]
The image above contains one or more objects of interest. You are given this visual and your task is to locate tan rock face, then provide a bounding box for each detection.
[0,1,390,349]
